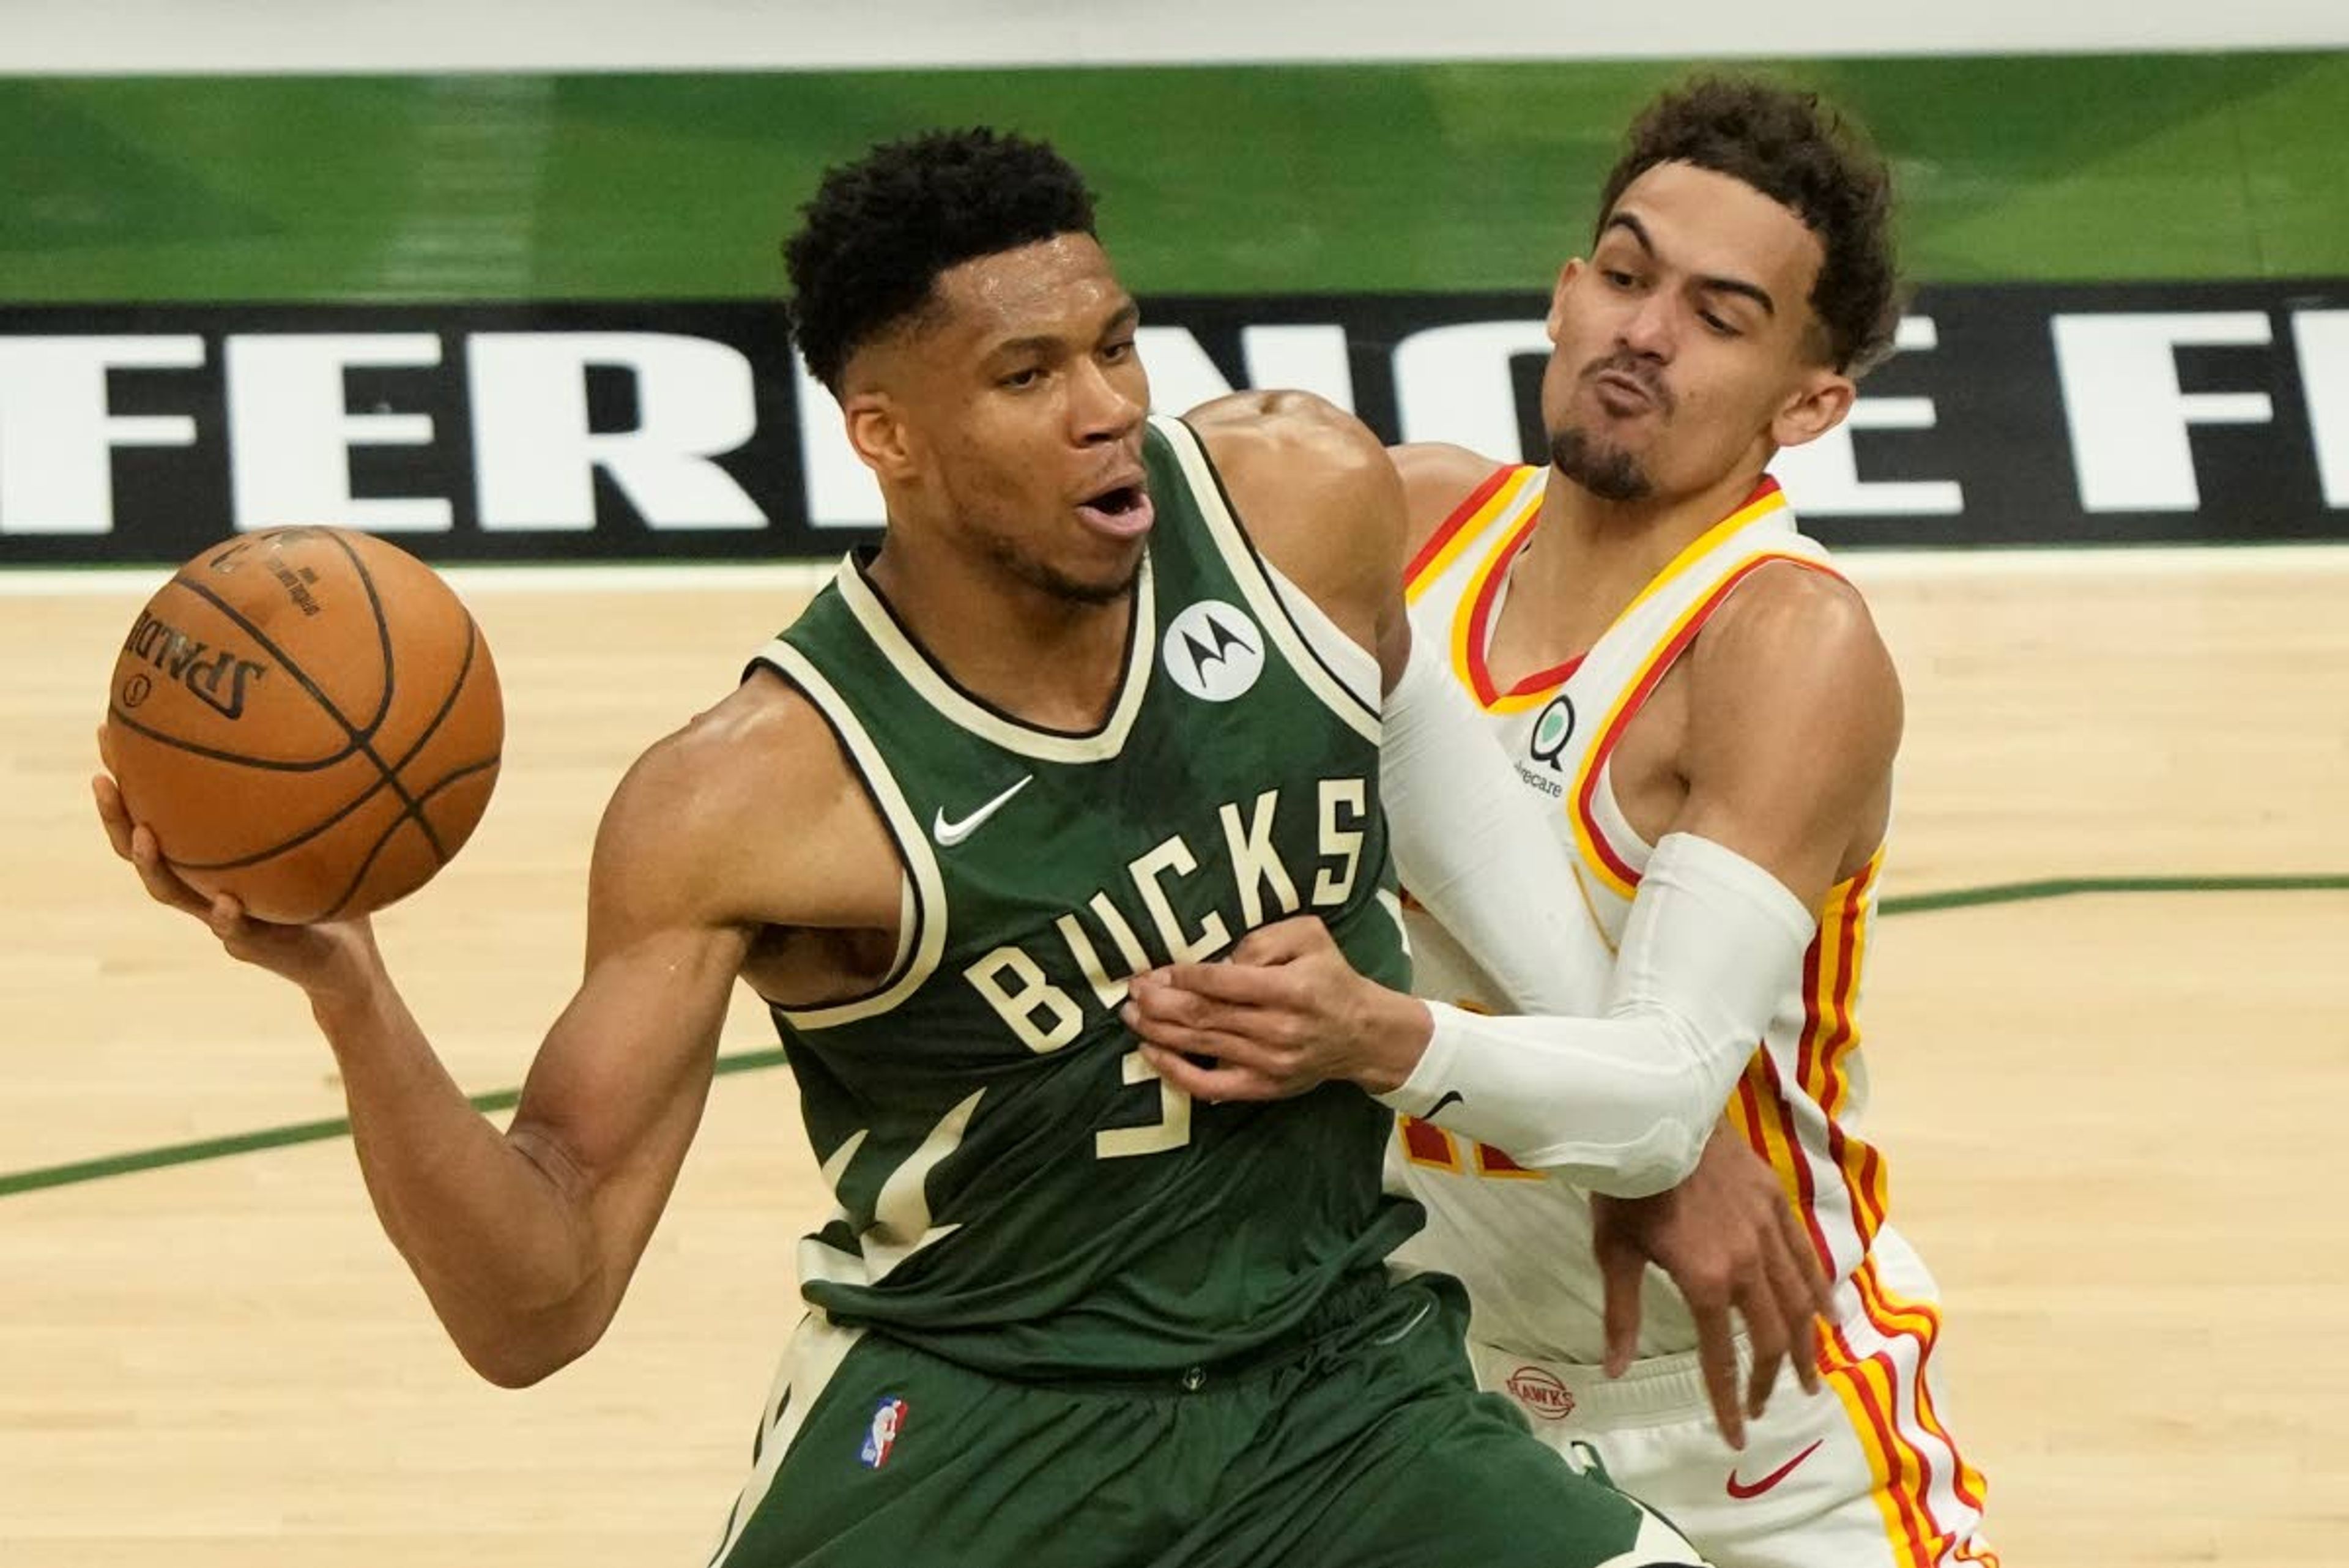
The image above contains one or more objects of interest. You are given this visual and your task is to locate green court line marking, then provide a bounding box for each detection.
[0,1046,786,1199]
[6,874,2343,1200]
[1879,872,2349,916]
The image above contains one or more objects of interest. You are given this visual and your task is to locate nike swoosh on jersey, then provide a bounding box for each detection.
[932,774,1035,847]
[1726,1438,1825,1499]
[1424,1089,1465,1117]
[1368,1295,1436,1346]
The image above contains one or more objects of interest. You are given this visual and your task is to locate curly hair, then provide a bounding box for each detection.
[783,128,1099,393]
[1597,78,1901,375]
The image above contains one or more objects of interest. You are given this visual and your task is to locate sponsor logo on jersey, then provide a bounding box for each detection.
[858,1395,907,1470]
[1505,1365,1577,1421]
[1528,694,1576,770]
[1162,600,1264,702]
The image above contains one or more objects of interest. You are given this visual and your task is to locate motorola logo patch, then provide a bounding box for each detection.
[1163,600,1264,702]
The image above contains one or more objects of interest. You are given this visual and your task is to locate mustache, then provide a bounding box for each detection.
[1580,352,1673,412]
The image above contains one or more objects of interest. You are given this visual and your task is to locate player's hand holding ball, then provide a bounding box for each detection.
[93,527,503,997]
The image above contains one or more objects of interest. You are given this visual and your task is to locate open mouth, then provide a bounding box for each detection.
[1075,481,1156,540]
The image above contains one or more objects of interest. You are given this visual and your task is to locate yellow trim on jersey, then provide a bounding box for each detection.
[1855,1256,1999,1556]
[1564,532,1803,899]
[1819,1354,1925,1568]
[1822,1333,1938,1568]
[1567,861,1622,957]
[1444,505,1541,707]
[1405,464,1537,606]
[1612,483,1790,625]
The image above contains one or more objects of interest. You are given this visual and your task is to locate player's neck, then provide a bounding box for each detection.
[864,535,1137,732]
[1519,460,1771,627]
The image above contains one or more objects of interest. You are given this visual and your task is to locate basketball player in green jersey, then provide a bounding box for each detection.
[94,130,1709,1566]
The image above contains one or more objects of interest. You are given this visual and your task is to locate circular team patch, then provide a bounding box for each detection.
[1505,1365,1577,1421]
[1162,599,1264,703]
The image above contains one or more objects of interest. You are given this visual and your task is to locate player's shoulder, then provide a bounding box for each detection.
[661,666,859,802]
[1694,561,1901,729]
[1709,557,1880,648]
[1387,442,1512,557]
[596,672,858,892]
[1181,391,1406,630]
[1182,389,1391,508]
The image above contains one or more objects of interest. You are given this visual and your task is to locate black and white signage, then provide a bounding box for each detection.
[2,281,2342,564]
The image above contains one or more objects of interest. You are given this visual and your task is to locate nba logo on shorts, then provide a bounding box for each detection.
[859,1396,907,1470]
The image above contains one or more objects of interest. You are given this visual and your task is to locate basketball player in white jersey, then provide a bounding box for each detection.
[1125,80,1995,1566]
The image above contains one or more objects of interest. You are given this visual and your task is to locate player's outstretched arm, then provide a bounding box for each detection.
[93,683,872,1388]
[1129,573,1893,1196]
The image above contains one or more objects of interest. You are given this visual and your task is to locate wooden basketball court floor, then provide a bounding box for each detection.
[3,546,2344,1567]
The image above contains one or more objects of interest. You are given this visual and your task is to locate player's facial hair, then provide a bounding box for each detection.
[981,532,1140,606]
[1547,425,1655,503]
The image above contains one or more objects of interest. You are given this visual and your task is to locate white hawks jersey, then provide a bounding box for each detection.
[1390,464,1906,1362]
[1390,460,1998,1568]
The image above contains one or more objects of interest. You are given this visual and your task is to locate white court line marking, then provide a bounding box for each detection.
[0,560,843,598]
[4,544,2349,599]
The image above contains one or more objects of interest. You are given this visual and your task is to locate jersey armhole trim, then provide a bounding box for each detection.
[745,639,951,1030]
[1154,412,1382,744]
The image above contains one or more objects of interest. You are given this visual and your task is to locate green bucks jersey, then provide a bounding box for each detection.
[748,414,1416,1378]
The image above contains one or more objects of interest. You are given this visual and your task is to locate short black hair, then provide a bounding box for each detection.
[1597,78,1902,375]
[782,127,1099,393]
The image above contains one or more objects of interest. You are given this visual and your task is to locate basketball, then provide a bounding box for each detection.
[100,527,503,925]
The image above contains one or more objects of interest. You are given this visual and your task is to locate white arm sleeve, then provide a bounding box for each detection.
[1379,626,1615,1014]
[1375,830,1815,1198]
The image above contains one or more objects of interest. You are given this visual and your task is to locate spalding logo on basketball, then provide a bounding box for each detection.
[1505,1365,1578,1421]
[1162,600,1264,703]
[101,526,503,925]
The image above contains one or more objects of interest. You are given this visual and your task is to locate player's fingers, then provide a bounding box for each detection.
[1776,1205,1832,1395]
[1128,1012,1281,1072]
[1780,1200,1835,1315]
[1134,1043,1277,1104]
[1797,1315,1827,1398]
[1761,1222,1827,1399]
[1141,960,1294,1008]
[1691,1299,1747,1451]
[92,774,135,859]
[1123,987,1282,1060]
[209,896,283,968]
[208,893,258,947]
[1229,915,1326,966]
[1737,1272,1793,1422]
[127,823,213,918]
[1596,1231,1646,1380]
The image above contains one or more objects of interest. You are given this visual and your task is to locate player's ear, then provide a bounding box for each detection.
[1545,259,1583,346]
[1770,368,1855,451]
[844,390,916,480]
